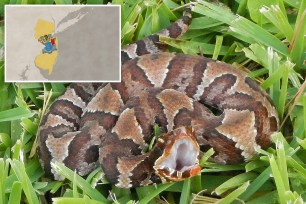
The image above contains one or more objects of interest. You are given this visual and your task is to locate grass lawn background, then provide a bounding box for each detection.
[0,0,305,203]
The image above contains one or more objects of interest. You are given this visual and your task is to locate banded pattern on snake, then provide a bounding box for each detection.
[38,6,279,188]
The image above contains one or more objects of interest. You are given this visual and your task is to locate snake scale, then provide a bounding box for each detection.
[38,6,279,188]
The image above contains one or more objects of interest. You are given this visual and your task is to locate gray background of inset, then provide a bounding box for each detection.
[5,6,120,82]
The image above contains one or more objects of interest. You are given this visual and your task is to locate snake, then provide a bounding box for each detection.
[38,6,279,188]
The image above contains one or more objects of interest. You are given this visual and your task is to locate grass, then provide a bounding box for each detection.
[0,0,306,203]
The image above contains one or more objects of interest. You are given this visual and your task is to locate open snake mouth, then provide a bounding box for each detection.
[154,127,201,181]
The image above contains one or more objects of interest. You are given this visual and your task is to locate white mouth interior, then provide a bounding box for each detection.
[160,138,198,172]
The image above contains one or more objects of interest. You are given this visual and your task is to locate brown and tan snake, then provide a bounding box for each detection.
[38,6,279,188]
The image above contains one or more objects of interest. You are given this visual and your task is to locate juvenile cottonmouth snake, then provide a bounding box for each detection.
[38,6,279,188]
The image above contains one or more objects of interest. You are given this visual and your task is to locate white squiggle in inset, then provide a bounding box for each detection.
[55,8,93,34]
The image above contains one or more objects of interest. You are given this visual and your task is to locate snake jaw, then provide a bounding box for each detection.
[153,126,201,182]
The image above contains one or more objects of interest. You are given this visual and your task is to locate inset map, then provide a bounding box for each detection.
[5,5,120,82]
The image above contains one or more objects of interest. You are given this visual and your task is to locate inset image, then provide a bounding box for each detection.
[5,5,120,82]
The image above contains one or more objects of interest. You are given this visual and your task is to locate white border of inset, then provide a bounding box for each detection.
[5,4,121,83]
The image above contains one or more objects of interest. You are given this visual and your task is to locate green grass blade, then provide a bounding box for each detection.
[245,160,267,172]
[242,44,268,67]
[212,35,223,60]
[191,175,202,193]
[179,178,191,204]
[199,148,215,166]
[5,159,43,191]
[229,16,289,56]
[52,162,109,203]
[73,171,80,198]
[269,155,287,204]
[8,181,22,204]
[202,163,245,173]
[260,52,282,89]
[287,157,306,179]
[247,191,278,204]
[304,94,306,138]
[217,181,249,204]
[289,2,306,69]
[21,118,38,136]
[195,1,289,55]
[0,63,9,112]
[0,63,11,135]
[239,167,271,201]
[9,159,40,204]
[151,7,160,34]
[277,62,290,119]
[50,83,66,93]
[24,88,41,107]
[11,140,22,160]
[138,183,174,204]
[194,1,236,25]
[121,21,136,42]
[276,141,290,192]
[0,26,3,46]
[236,0,248,16]
[247,0,286,24]
[189,17,223,30]
[86,0,101,4]
[0,159,8,204]
[260,5,293,42]
[0,107,35,122]
[214,172,256,195]
[53,197,105,204]
[54,0,72,4]
[283,0,302,8]
[0,133,11,149]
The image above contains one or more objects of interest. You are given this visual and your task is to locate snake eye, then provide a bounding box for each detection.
[153,126,201,181]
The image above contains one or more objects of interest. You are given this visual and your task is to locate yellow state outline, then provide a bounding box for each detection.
[34,19,58,75]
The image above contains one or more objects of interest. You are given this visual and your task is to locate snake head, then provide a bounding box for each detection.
[153,126,201,182]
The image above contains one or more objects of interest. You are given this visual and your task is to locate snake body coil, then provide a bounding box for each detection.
[38,7,279,188]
